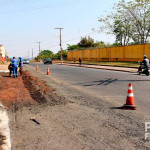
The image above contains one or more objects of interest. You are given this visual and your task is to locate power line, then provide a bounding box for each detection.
[0,0,83,14]
[0,0,40,7]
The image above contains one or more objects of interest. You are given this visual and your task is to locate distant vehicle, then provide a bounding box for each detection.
[23,59,30,64]
[43,58,52,64]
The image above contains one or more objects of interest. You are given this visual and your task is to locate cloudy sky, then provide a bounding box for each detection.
[0,0,119,58]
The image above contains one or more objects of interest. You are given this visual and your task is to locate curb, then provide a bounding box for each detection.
[55,63,137,73]
[0,102,11,150]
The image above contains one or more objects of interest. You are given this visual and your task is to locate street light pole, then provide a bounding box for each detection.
[32,48,33,60]
[54,27,63,64]
[36,42,41,61]
[28,51,29,59]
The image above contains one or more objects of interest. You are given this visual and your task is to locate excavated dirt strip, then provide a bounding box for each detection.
[0,72,66,150]
[0,73,35,109]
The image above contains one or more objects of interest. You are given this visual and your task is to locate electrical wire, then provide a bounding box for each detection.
[0,0,40,7]
[0,0,85,14]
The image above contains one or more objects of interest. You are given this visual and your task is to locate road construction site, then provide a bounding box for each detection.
[0,63,150,149]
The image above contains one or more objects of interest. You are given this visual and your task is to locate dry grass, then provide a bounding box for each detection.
[55,60,139,67]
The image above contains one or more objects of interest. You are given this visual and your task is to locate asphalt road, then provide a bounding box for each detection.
[28,63,150,116]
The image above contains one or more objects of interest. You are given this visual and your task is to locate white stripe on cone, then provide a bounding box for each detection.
[127,93,134,97]
[128,86,133,90]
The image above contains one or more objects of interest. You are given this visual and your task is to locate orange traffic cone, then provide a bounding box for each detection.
[47,67,50,75]
[36,65,38,71]
[122,83,136,110]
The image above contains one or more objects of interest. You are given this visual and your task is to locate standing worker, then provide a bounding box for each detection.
[8,63,13,77]
[11,57,18,78]
[19,57,23,75]
[79,57,82,65]
[74,58,76,64]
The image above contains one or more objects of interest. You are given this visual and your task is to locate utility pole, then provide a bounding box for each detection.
[54,27,63,64]
[32,48,33,60]
[36,42,41,61]
[36,42,41,53]
[28,51,29,59]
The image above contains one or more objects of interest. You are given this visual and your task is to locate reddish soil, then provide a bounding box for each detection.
[0,73,35,109]
[0,71,66,149]
[22,71,66,106]
[0,71,66,109]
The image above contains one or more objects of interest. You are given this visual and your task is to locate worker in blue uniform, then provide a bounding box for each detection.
[19,57,23,75]
[11,57,18,78]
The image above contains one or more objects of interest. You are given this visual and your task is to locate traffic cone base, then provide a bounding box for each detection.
[122,83,137,110]
[36,65,38,70]
[122,104,137,110]
[47,67,50,75]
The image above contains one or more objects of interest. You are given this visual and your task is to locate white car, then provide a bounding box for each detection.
[23,59,29,64]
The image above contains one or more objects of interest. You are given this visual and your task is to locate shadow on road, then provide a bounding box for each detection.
[111,107,123,110]
[78,78,150,86]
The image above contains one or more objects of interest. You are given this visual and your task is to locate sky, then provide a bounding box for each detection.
[0,0,119,58]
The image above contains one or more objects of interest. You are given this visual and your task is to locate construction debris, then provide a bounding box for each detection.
[30,117,40,125]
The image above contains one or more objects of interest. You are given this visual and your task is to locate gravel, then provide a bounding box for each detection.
[8,65,150,150]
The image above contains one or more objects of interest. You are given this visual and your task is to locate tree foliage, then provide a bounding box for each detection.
[34,50,54,61]
[67,44,80,50]
[99,0,150,45]
[67,36,106,50]
[34,49,67,61]
[54,50,67,60]
[78,36,95,47]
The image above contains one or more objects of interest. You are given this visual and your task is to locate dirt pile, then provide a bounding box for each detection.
[0,71,66,109]
[22,71,66,106]
[0,73,35,109]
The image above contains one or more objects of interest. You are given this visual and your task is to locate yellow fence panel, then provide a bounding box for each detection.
[90,49,99,60]
[67,44,150,62]
[100,48,107,58]
[144,44,150,59]
[82,49,91,60]
[124,45,143,58]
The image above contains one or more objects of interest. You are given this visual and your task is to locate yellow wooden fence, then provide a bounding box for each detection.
[67,44,150,62]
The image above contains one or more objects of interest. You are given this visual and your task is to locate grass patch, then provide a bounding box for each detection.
[55,60,139,68]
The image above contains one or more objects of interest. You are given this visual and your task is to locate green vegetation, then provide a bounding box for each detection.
[99,0,150,46]
[67,37,107,50]
[53,50,67,60]
[34,50,67,61]
[63,61,139,67]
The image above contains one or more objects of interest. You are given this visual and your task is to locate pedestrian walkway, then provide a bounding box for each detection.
[0,65,9,73]
[55,62,137,73]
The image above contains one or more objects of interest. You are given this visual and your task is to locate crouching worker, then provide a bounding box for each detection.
[11,57,18,78]
[19,57,23,75]
[8,63,13,77]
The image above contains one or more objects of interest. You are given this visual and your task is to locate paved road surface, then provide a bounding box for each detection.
[28,63,150,116]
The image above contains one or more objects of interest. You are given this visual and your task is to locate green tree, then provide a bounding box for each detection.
[54,50,67,60]
[94,41,106,48]
[67,44,79,50]
[78,36,95,47]
[34,50,54,61]
[99,0,150,45]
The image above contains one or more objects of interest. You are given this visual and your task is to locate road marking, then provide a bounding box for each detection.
[0,103,11,150]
